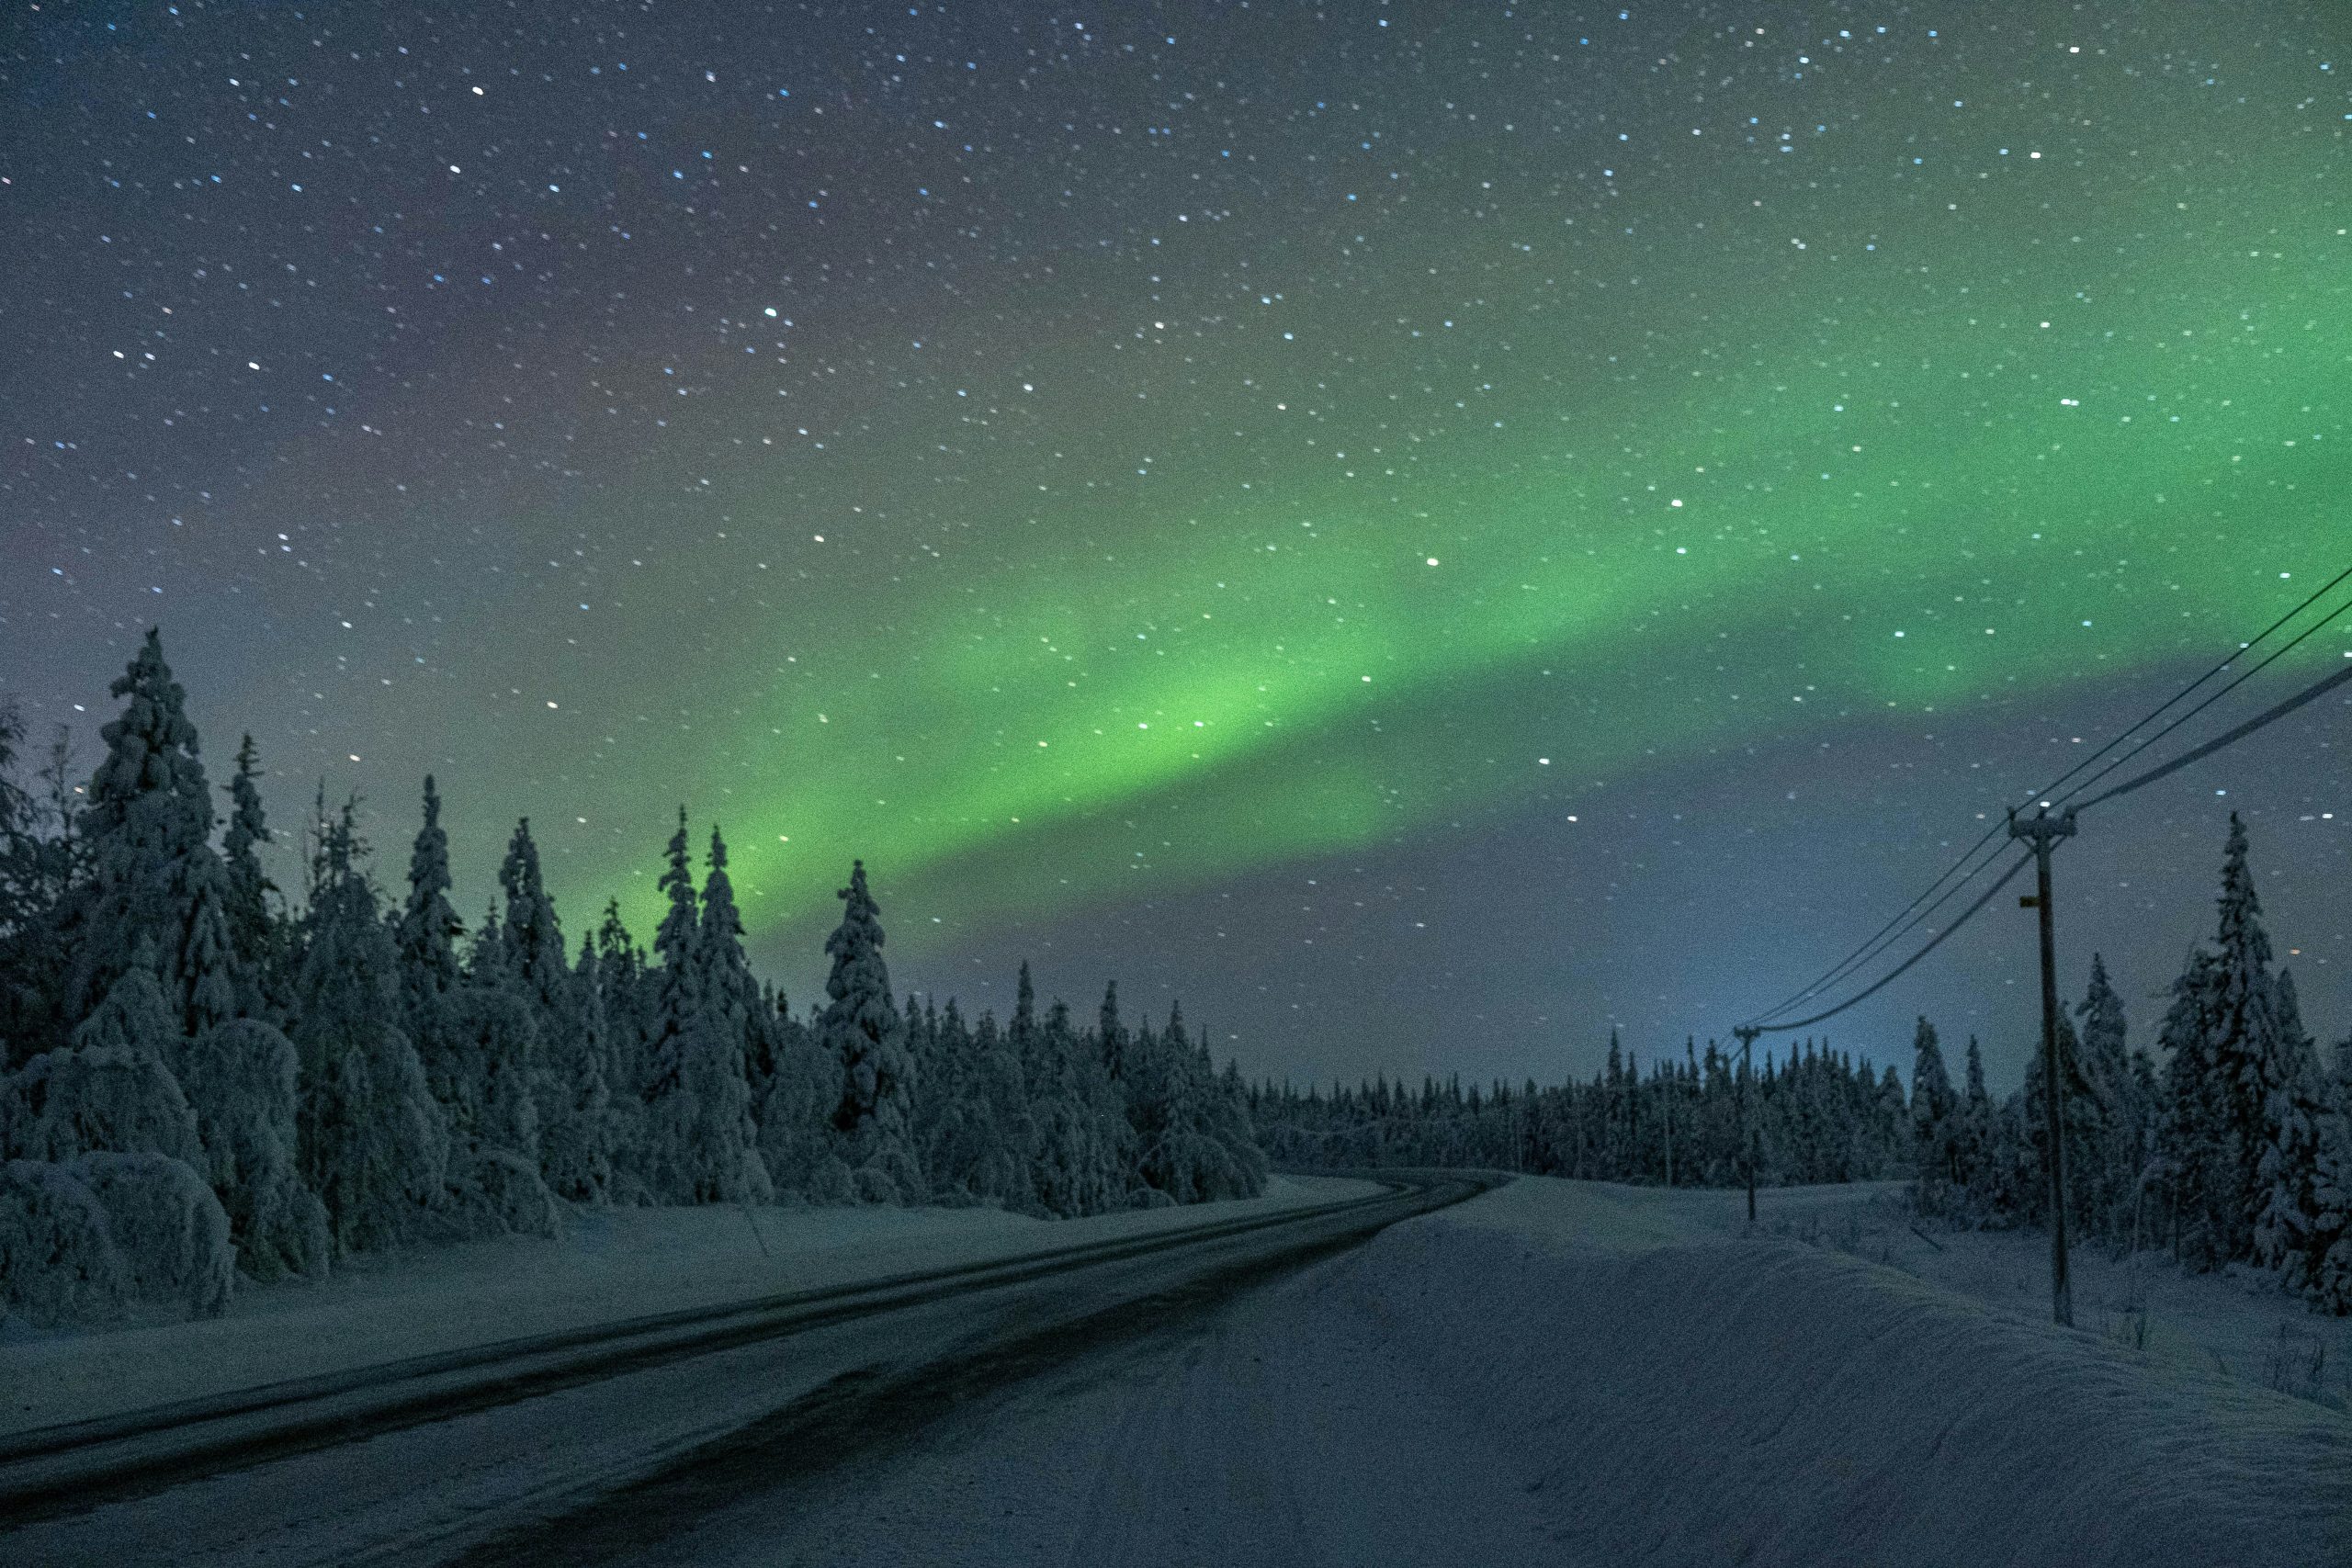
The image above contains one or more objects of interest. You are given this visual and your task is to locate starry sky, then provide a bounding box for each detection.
[5,0,2348,1092]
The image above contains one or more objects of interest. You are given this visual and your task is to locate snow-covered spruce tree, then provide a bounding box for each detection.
[756,987,844,1199]
[903,991,957,1198]
[220,735,286,1023]
[289,804,448,1256]
[820,860,921,1204]
[1010,963,1078,1213]
[395,776,466,1109]
[179,1016,329,1279]
[1908,1017,1959,1215]
[59,629,243,1048]
[0,1151,235,1325]
[0,705,81,1069]
[1954,1036,2000,1220]
[500,818,610,1202]
[6,942,201,1166]
[437,976,560,1237]
[438,887,559,1236]
[2073,955,2146,1243]
[2251,967,2328,1292]
[0,1156,126,1325]
[2306,1036,2352,1313]
[1023,987,1092,1216]
[2020,1008,2105,1235]
[641,810,770,1204]
[592,899,654,1200]
[2155,945,2221,1260]
[695,827,761,1065]
[40,907,323,1284]
[2160,816,2299,1270]
[1122,1008,1180,1203]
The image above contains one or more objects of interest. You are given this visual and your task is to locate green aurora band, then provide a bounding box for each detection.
[435,12,2345,966]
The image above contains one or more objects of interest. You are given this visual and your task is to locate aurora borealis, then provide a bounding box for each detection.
[6,1,2348,1089]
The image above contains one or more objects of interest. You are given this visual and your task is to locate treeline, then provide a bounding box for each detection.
[1254,1032,1913,1186]
[0,632,1264,1327]
[1910,814,2352,1314]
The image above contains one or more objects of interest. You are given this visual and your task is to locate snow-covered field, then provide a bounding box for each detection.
[0,1173,1374,1439]
[1737,1181,2352,1412]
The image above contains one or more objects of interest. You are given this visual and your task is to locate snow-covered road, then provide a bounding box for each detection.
[0,1173,1484,1566]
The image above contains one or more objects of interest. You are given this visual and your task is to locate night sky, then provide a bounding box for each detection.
[6,1,2347,1093]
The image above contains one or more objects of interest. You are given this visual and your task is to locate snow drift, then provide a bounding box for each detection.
[1352,1178,2351,1567]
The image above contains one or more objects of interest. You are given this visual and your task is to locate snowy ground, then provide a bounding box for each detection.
[0,1175,1372,1439]
[1735,1181,2352,1412]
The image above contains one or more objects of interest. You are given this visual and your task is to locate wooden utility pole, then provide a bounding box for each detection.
[1733,1024,1763,1224]
[2009,805,2078,1328]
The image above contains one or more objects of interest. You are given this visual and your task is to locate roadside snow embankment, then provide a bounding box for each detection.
[0,1173,1373,1440]
[1354,1179,2352,1567]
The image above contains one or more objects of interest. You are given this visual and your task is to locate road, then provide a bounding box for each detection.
[0,1172,1492,1567]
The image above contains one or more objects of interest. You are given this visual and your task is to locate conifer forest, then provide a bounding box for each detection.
[0,634,1266,1325]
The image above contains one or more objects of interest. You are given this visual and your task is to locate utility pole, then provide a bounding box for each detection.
[1733,1024,1762,1224]
[2009,805,2078,1328]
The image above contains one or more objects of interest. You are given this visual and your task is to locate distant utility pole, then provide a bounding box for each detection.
[2010,805,2078,1328]
[1733,1024,1762,1224]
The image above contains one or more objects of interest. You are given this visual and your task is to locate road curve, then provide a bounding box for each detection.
[1,1171,1493,1566]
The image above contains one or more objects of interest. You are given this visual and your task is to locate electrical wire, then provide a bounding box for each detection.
[2073,655,2352,812]
[2053,586,2352,809]
[1744,824,2008,1025]
[1750,853,2035,1034]
[2031,560,2352,811]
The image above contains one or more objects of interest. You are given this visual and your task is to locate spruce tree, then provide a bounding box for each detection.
[395,777,466,1108]
[7,941,202,1167]
[64,629,246,1050]
[2252,968,2329,1290]
[696,826,762,1079]
[820,860,921,1202]
[289,804,448,1255]
[593,898,652,1197]
[642,810,769,1203]
[180,1015,330,1280]
[2305,1035,2352,1313]
[220,735,285,1022]
[2075,954,2145,1241]
[2164,815,2302,1269]
[500,818,609,1201]
[1909,1016,1958,1213]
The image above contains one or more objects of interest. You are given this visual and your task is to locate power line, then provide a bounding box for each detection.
[2074,655,2352,812]
[2032,561,2352,810]
[1745,825,2007,1025]
[2054,588,2352,809]
[1750,853,2034,1034]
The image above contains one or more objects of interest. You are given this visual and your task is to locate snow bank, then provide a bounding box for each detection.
[1354,1178,2352,1567]
[0,1172,1373,1437]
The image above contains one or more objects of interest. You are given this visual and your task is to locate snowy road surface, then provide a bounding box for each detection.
[0,1173,1487,1566]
